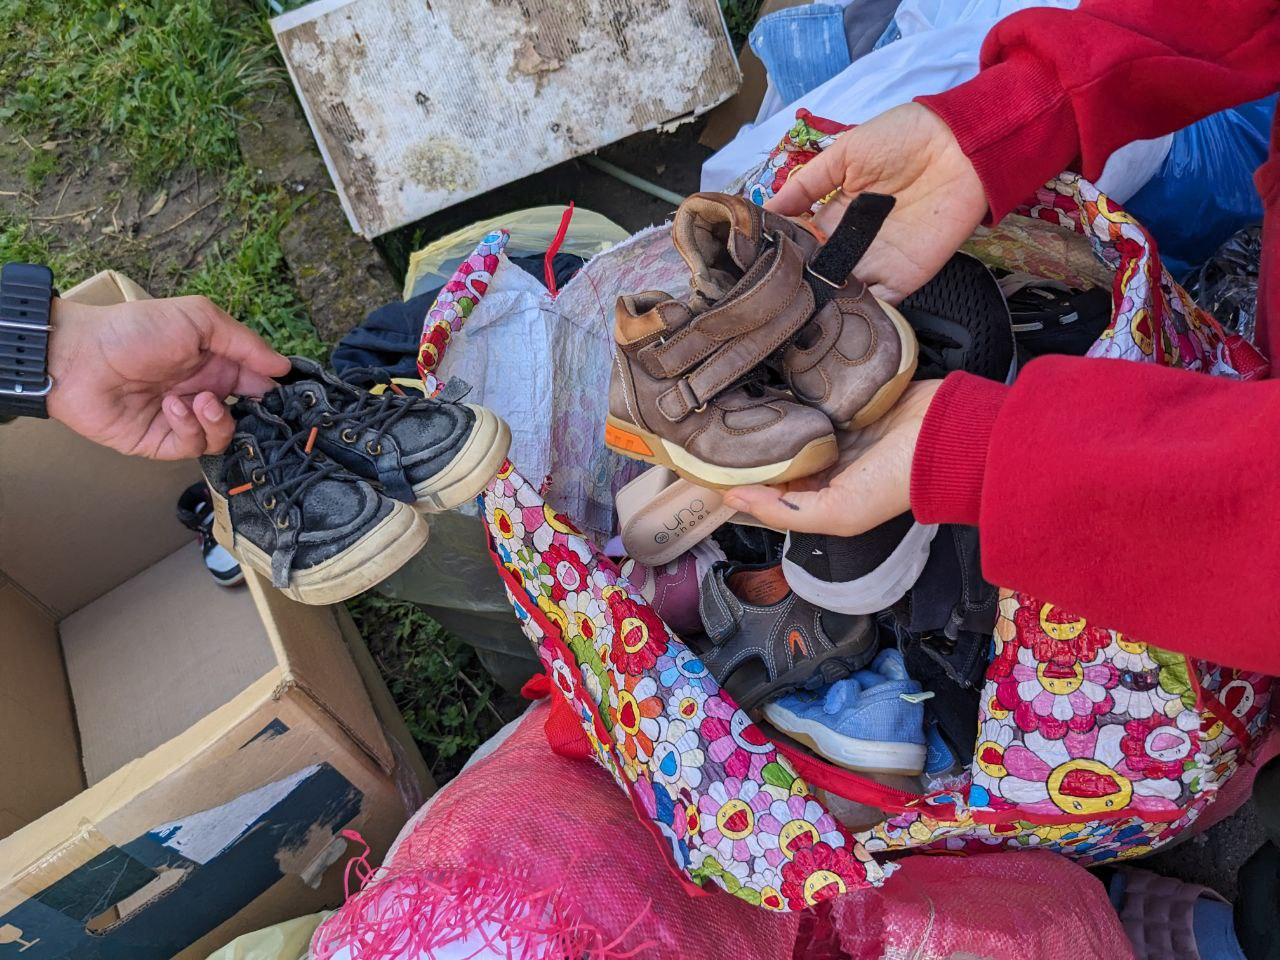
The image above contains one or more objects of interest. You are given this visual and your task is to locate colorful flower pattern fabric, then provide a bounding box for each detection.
[423,130,1271,907]
[852,173,1272,865]
[417,230,509,395]
[483,461,888,910]
[730,109,851,208]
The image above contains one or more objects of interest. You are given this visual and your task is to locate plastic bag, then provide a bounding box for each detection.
[703,0,1167,205]
[403,206,629,301]
[1126,96,1276,278]
[205,913,327,960]
[1184,225,1264,344]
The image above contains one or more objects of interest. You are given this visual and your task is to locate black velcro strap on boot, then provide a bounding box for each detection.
[806,192,896,304]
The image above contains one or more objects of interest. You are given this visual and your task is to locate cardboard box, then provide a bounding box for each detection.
[0,272,431,959]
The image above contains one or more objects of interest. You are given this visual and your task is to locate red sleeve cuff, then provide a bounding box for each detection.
[916,55,1080,223]
[910,372,1010,526]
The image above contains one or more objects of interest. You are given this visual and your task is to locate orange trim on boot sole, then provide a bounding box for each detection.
[604,421,654,457]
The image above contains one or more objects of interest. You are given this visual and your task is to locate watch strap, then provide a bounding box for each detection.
[0,263,55,419]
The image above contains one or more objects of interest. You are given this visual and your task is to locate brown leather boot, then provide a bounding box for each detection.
[679,191,917,429]
[607,193,917,488]
[777,192,919,429]
[606,195,838,489]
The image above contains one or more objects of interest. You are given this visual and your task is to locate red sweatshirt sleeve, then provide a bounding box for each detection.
[911,361,1280,676]
[916,0,1280,222]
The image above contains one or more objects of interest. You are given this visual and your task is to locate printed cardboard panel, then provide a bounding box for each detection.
[0,693,405,959]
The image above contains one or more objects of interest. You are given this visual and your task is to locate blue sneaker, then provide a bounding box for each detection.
[763,649,928,774]
[923,719,957,779]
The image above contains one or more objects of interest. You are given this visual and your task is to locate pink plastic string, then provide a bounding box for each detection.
[312,866,658,960]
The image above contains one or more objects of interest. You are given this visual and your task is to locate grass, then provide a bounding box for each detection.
[0,0,277,186]
[180,171,328,362]
[0,1,505,778]
[0,216,112,287]
[719,0,765,49]
[347,596,507,782]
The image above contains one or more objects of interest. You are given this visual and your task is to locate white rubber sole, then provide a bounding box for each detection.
[764,702,927,776]
[782,521,939,615]
[412,405,512,512]
[210,495,429,605]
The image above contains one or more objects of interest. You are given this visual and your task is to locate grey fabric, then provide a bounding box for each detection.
[843,0,901,61]
[268,357,476,504]
[200,400,392,587]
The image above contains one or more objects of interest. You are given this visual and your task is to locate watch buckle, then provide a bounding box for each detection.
[0,375,54,398]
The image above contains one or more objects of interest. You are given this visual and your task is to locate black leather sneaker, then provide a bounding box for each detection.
[201,400,428,605]
[266,357,511,511]
[692,560,877,711]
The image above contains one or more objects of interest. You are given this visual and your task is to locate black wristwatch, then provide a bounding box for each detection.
[0,262,56,419]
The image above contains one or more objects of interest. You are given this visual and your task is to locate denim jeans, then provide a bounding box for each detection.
[749,4,852,104]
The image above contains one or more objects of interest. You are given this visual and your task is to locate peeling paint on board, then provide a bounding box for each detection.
[272,0,740,236]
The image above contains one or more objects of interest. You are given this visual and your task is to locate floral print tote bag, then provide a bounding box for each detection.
[418,161,1271,910]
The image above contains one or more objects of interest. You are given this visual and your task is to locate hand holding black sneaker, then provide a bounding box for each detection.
[201,400,428,605]
[265,357,511,512]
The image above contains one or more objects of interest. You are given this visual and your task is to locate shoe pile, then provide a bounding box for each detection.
[607,192,1016,782]
[201,358,511,605]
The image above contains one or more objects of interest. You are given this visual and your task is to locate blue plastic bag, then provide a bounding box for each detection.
[1127,95,1276,279]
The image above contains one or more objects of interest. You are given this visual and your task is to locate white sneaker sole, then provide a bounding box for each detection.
[763,702,926,776]
[782,521,939,616]
[411,405,512,512]
[210,495,429,605]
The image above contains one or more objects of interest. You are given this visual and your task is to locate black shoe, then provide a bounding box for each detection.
[266,357,510,511]
[692,560,877,711]
[901,251,1016,383]
[778,253,1012,617]
[177,481,244,587]
[1003,278,1111,358]
[782,513,937,615]
[200,400,428,605]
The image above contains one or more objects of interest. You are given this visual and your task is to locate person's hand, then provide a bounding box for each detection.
[46,295,290,459]
[723,380,942,536]
[768,103,989,303]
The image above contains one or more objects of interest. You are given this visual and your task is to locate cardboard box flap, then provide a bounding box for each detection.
[59,270,150,307]
[336,606,433,807]
[0,671,281,906]
[0,580,84,839]
[0,417,197,616]
[61,543,279,785]
[241,570,395,775]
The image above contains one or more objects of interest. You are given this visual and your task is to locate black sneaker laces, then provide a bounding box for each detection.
[313,369,437,453]
[229,423,343,526]
[913,327,962,379]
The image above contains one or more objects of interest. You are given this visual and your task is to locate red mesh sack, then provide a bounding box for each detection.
[809,852,1134,960]
[311,701,800,960]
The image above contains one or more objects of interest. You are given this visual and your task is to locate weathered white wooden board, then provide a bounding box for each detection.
[272,0,741,237]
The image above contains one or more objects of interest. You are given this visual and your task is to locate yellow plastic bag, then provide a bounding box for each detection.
[204,912,328,960]
[402,205,629,300]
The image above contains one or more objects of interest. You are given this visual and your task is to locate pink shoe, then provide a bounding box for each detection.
[619,540,723,637]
